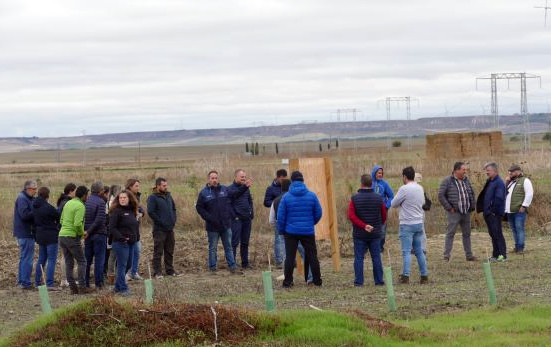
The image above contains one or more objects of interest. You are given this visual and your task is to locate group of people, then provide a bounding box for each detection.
[13,177,178,295]
[13,161,533,293]
[345,161,533,287]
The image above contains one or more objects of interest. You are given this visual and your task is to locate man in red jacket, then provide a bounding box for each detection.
[348,174,387,286]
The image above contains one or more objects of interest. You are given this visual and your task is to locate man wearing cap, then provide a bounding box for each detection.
[505,164,533,254]
[438,162,477,262]
[277,171,323,288]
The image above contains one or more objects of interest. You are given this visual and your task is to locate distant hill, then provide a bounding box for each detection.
[0,113,549,153]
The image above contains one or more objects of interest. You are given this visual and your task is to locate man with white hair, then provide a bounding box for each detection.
[476,162,507,262]
[13,180,37,290]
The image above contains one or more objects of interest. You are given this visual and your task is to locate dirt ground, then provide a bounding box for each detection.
[2,230,551,338]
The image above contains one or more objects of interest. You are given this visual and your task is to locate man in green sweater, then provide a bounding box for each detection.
[59,186,93,294]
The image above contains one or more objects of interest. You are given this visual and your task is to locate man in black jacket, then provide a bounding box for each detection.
[438,162,477,262]
[147,177,177,278]
[229,169,254,269]
[196,170,249,273]
[263,169,287,208]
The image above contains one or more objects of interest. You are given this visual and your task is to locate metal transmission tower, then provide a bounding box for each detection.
[535,0,551,26]
[385,97,416,150]
[476,73,541,151]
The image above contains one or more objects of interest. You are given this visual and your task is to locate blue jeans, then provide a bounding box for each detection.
[126,240,141,276]
[273,226,286,265]
[231,219,252,267]
[84,234,107,287]
[35,243,58,287]
[112,241,131,293]
[508,212,526,251]
[380,223,387,251]
[17,238,35,288]
[353,237,384,286]
[208,229,236,270]
[399,223,428,277]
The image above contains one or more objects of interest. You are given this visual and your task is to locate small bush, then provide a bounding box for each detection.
[392,140,402,148]
[510,135,520,142]
[543,132,551,142]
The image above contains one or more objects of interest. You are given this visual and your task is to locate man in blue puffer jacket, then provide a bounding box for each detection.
[277,171,323,287]
[371,165,394,251]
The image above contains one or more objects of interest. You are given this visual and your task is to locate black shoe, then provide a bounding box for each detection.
[420,275,429,284]
[398,275,409,284]
[282,282,294,288]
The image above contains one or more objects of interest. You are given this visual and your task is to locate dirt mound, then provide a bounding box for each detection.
[6,296,265,347]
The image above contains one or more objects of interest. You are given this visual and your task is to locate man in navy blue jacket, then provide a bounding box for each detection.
[84,181,107,288]
[263,169,287,208]
[476,162,507,262]
[229,169,254,269]
[13,180,37,290]
[196,170,249,273]
[277,171,323,287]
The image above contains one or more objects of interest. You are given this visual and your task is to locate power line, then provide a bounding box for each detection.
[476,72,542,151]
[535,0,551,27]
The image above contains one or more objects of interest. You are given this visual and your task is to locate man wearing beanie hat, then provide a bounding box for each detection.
[277,170,323,287]
[504,164,533,254]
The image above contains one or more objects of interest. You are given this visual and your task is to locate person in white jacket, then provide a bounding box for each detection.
[504,164,534,254]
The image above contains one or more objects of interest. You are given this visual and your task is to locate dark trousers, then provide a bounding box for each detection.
[231,218,252,267]
[283,234,322,286]
[152,230,175,275]
[59,236,87,288]
[484,214,507,259]
[84,233,107,287]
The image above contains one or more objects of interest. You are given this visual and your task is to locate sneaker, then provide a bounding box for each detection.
[420,275,429,284]
[47,286,62,292]
[209,269,217,275]
[375,282,385,286]
[282,282,294,288]
[398,275,409,284]
[466,256,477,261]
[153,274,164,279]
[275,263,283,270]
[168,272,182,277]
[20,285,34,291]
[131,274,144,280]
[116,290,131,297]
[496,255,506,262]
[443,256,450,262]
[60,280,70,288]
[125,273,132,282]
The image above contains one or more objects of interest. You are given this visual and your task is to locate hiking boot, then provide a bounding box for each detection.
[398,275,409,284]
[466,256,477,261]
[282,282,294,288]
[488,257,498,263]
[107,274,115,285]
[420,275,429,284]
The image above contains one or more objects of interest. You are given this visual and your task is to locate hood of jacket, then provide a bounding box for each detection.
[371,165,384,183]
[289,181,308,197]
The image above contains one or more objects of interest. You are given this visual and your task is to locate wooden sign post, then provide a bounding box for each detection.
[289,157,341,272]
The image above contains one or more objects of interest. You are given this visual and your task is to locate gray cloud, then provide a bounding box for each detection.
[0,0,550,137]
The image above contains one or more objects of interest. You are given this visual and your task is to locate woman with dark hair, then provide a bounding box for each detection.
[109,190,139,296]
[33,187,61,290]
[56,183,77,213]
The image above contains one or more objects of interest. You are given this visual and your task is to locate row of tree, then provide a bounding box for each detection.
[245,139,340,155]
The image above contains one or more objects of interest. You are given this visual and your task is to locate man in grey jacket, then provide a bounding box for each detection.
[438,162,477,261]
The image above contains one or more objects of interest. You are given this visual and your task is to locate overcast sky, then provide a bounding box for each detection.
[1,0,550,137]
